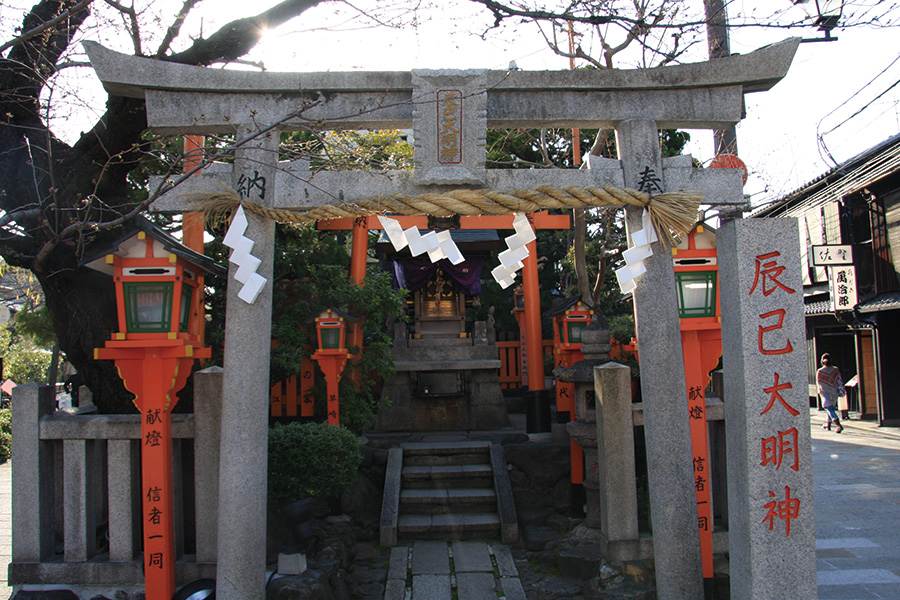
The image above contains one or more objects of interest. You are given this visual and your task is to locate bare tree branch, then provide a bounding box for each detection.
[0,0,92,55]
[167,0,329,66]
[156,0,202,57]
[102,0,142,55]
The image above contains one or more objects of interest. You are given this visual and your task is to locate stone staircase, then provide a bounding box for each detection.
[380,441,518,546]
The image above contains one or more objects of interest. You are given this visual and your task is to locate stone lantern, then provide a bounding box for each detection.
[555,315,611,527]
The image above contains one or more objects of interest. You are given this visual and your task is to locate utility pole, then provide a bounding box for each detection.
[704,0,738,156]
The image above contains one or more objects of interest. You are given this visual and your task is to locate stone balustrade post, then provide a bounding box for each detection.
[594,362,640,560]
[11,383,56,562]
[194,366,223,563]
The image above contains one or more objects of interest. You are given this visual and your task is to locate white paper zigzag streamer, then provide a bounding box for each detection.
[223,205,267,304]
[492,213,536,289]
[615,208,658,295]
[377,216,465,265]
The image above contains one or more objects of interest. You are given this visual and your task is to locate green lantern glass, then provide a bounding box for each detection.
[124,282,174,332]
[320,326,341,350]
[675,271,717,318]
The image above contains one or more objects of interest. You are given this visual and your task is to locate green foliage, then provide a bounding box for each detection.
[0,409,10,462]
[11,306,57,347]
[0,325,57,384]
[608,313,635,343]
[267,421,362,510]
[203,222,407,434]
[271,259,406,434]
[282,129,414,171]
[487,128,585,169]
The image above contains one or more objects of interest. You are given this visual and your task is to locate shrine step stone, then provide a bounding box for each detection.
[398,512,501,541]
[401,487,497,514]
[401,464,494,489]
[382,441,518,544]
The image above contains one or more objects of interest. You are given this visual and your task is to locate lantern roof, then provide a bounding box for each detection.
[81,216,226,277]
[675,223,718,251]
[543,295,593,318]
[309,306,358,324]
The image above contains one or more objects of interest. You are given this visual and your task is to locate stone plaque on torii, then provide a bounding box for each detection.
[85,38,814,600]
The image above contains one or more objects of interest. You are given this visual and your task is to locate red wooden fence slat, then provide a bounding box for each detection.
[285,375,298,417]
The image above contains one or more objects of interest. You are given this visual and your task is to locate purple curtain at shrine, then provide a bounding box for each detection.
[393,257,484,296]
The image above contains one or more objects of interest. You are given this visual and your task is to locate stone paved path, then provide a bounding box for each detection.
[810,409,900,600]
[0,461,8,593]
[385,540,526,600]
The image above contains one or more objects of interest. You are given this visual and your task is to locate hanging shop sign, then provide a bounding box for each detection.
[829,265,857,312]
[810,244,853,267]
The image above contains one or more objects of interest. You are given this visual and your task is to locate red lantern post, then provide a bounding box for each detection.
[85,220,223,600]
[674,224,723,581]
[311,308,356,425]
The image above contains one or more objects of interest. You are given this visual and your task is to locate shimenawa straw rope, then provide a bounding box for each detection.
[180,181,701,245]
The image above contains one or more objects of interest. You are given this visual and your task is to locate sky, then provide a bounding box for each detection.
[6,0,900,207]
[239,0,900,207]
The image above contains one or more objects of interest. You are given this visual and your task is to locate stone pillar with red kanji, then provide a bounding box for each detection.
[719,218,816,599]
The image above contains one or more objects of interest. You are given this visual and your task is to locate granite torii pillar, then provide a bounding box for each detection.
[616,119,704,598]
[215,127,279,599]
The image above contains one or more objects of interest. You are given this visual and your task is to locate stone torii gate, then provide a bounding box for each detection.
[85,38,814,600]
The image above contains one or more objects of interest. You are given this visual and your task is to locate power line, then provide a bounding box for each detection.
[817,53,900,132]
[821,76,900,137]
[816,52,900,166]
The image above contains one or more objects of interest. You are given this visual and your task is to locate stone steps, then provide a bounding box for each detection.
[403,453,488,467]
[401,464,494,489]
[400,487,498,514]
[380,441,518,546]
[398,512,501,540]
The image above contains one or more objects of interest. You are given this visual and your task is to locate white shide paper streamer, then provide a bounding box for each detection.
[377,216,466,265]
[223,205,267,304]
[615,208,658,295]
[491,212,536,289]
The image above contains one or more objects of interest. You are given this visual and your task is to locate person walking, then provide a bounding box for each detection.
[817,353,845,433]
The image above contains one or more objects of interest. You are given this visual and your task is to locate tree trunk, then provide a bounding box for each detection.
[37,264,134,413]
[572,129,613,304]
[573,207,591,300]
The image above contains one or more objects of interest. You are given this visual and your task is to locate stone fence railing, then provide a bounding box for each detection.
[9,367,223,590]
[592,365,729,563]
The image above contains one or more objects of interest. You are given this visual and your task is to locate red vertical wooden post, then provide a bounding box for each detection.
[348,216,368,358]
[101,348,201,600]
[312,354,348,426]
[139,378,176,599]
[182,136,207,347]
[326,373,340,426]
[523,232,544,390]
